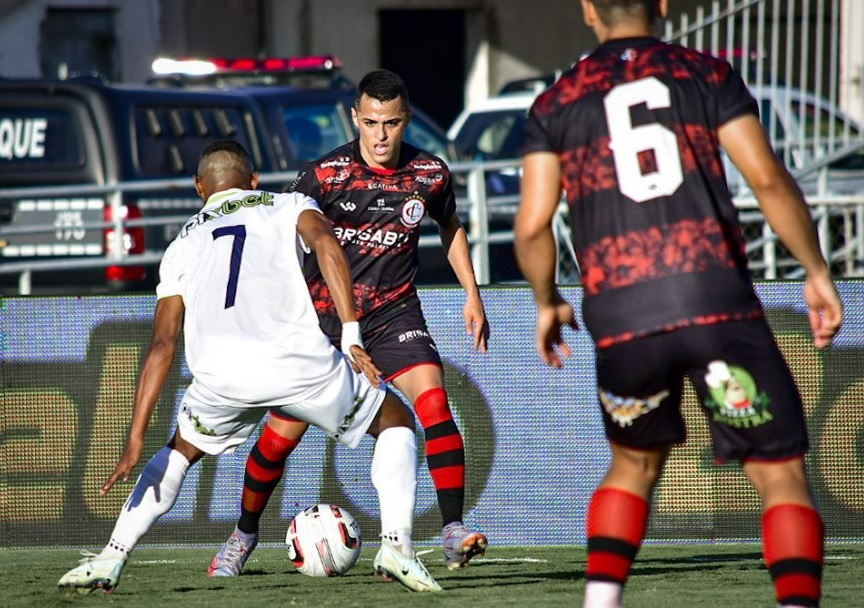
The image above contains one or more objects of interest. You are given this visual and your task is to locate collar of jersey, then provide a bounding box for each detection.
[205,188,246,208]
[599,36,660,51]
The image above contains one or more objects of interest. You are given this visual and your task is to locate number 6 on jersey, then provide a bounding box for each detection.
[604,76,684,203]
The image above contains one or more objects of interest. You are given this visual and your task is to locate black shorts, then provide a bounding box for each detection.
[325,296,443,382]
[594,319,808,462]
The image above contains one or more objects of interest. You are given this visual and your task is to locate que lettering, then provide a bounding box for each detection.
[0,117,47,159]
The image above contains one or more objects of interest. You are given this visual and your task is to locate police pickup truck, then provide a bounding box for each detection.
[0,76,275,294]
[1,57,461,294]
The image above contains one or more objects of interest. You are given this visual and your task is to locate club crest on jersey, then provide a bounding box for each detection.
[401,193,426,227]
[599,388,668,427]
[703,361,772,427]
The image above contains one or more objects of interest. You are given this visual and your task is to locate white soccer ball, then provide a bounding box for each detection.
[286,504,362,577]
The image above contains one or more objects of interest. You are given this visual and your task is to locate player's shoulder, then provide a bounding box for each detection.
[308,141,355,171]
[401,142,451,174]
[270,189,319,210]
[661,40,735,79]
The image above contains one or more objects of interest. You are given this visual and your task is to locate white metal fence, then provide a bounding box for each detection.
[2,158,862,294]
[660,0,864,280]
[665,0,862,174]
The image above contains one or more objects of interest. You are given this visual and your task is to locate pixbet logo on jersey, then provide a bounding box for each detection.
[400,193,426,227]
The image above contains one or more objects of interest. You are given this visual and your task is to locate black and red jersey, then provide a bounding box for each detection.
[524,36,764,347]
[290,139,456,335]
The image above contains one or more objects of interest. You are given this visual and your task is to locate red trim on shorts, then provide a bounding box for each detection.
[383,361,443,384]
[719,453,806,466]
[607,438,666,453]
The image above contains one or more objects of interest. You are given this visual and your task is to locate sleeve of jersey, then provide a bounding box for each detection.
[287,162,322,201]
[155,241,183,300]
[279,192,323,254]
[523,98,557,155]
[715,63,760,126]
[429,169,458,224]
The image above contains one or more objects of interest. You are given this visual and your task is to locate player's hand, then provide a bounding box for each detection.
[349,345,383,388]
[536,300,579,368]
[101,438,144,495]
[804,272,843,349]
[463,297,489,352]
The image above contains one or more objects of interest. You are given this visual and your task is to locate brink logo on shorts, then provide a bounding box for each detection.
[599,389,668,427]
[398,329,430,343]
[703,361,772,427]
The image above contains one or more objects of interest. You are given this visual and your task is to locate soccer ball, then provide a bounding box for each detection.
[286,504,362,577]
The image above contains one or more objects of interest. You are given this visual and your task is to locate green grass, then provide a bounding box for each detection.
[7,543,863,607]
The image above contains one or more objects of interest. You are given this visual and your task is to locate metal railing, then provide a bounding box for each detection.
[0,165,521,294]
[664,0,863,191]
[2,158,863,295]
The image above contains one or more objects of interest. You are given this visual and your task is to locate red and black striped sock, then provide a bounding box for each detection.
[237,421,300,534]
[586,487,649,585]
[414,388,465,526]
[763,504,823,607]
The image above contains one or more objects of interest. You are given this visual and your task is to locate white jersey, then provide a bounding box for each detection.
[157,188,345,406]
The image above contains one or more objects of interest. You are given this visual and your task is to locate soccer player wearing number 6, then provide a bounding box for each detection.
[57,140,441,594]
[514,2,843,608]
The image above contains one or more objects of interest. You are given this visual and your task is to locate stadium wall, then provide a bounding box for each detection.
[1,282,862,549]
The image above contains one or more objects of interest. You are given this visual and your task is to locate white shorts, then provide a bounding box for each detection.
[176,358,386,455]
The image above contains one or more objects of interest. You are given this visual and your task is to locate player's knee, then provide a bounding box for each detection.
[744,458,811,505]
[380,392,416,432]
[413,387,452,428]
[611,444,666,483]
[168,431,205,465]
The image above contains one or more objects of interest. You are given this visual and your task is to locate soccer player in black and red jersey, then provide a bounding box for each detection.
[515,2,843,607]
[210,69,490,577]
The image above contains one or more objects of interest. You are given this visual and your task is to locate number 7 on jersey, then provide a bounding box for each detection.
[213,225,246,309]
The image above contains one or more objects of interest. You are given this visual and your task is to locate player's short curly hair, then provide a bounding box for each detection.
[355,69,410,110]
[197,139,255,176]
[590,0,657,25]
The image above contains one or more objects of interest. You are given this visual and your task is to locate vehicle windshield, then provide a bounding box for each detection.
[453,109,528,161]
[790,99,864,170]
[282,104,352,162]
[406,118,451,162]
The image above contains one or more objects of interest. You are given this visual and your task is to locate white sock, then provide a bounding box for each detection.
[381,529,414,556]
[372,427,417,554]
[584,581,623,608]
[100,446,190,558]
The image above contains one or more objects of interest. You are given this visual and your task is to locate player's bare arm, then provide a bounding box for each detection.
[102,295,184,495]
[297,209,382,384]
[719,114,843,347]
[438,213,490,351]
[515,151,579,368]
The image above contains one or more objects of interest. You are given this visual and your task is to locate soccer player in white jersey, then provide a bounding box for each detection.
[57,140,442,594]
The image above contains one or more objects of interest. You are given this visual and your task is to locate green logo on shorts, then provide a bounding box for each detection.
[703,360,772,427]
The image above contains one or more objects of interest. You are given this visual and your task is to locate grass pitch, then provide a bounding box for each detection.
[7,543,863,607]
